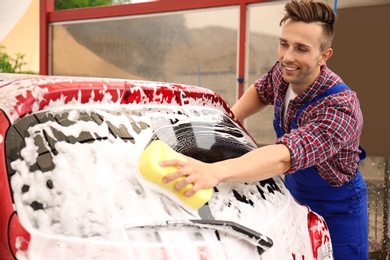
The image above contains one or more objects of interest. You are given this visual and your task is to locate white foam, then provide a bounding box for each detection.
[3,75,326,259]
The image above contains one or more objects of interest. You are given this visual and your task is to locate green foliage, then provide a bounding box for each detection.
[0,45,28,73]
[55,0,114,10]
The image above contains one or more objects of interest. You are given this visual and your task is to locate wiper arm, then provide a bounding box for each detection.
[126,219,273,255]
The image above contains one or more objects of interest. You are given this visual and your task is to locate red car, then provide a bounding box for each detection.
[0,73,333,259]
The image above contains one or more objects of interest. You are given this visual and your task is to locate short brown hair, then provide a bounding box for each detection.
[280,0,336,51]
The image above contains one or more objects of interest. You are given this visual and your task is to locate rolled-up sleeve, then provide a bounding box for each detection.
[254,62,284,106]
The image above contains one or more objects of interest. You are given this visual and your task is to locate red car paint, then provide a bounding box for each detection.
[0,74,332,259]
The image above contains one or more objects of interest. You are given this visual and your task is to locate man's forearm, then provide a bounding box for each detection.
[215,144,292,183]
[231,84,265,122]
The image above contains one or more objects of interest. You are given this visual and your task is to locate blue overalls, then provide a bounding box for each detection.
[273,84,368,259]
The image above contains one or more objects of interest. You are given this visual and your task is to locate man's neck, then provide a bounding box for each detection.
[290,67,321,95]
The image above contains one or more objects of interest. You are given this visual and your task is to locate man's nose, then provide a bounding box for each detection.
[283,48,295,62]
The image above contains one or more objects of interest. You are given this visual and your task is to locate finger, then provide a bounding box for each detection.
[173,174,201,197]
[162,170,184,184]
[174,175,192,191]
[159,159,186,168]
[184,182,200,197]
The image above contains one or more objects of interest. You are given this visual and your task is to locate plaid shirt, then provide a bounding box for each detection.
[254,61,364,187]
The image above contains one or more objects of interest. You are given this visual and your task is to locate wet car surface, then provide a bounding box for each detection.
[0,74,333,259]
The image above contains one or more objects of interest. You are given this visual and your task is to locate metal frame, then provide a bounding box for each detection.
[39,0,271,98]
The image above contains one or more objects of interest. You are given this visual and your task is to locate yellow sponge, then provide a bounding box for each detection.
[138,140,212,209]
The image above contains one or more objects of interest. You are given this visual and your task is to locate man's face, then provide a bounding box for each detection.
[278,20,327,94]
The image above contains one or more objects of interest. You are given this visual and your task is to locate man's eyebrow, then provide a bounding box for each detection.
[279,37,311,49]
[296,42,311,49]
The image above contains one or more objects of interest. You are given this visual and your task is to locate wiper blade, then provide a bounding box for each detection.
[126,219,273,255]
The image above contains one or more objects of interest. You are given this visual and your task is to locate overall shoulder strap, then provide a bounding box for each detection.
[291,83,349,129]
[290,83,366,161]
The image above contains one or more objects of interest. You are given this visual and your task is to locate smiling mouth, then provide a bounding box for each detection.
[283,64,298,71]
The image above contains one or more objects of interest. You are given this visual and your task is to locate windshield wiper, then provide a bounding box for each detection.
[126,219,273,255]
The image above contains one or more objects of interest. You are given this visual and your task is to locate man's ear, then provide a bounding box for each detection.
[319,48,333,66]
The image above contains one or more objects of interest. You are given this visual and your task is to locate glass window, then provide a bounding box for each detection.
[244,0,388,146]
[245,2,284,146]
[51,7,240,107]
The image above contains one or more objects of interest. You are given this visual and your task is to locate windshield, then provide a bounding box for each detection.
[6,104,258,239]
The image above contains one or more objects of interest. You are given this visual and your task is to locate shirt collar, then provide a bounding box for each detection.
[290,65,331,104]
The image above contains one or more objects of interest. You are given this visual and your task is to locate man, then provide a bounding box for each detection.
[160,0,368,258]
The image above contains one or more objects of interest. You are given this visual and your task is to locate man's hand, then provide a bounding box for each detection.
[160,156,220,197]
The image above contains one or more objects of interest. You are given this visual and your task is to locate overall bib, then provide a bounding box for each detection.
[273,84,368,259]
